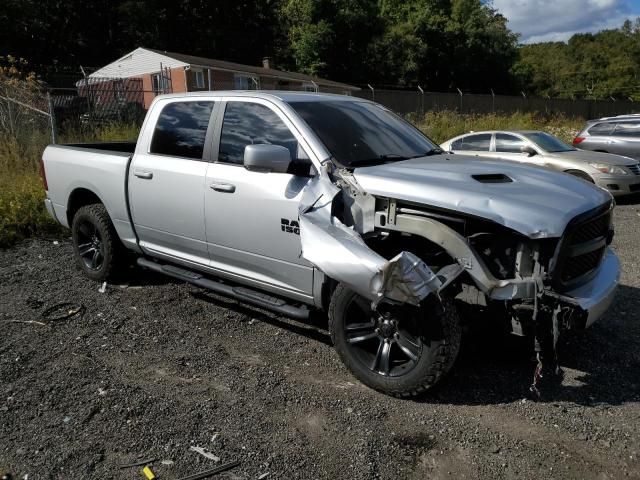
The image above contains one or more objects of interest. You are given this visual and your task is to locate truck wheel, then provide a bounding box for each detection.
[71,204,124,282]
[328,284,461,397]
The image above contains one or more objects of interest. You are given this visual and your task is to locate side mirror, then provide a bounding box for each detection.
[244,144,292,173]
[520,145,537,157]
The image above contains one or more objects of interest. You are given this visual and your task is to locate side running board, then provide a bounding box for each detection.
[136,257,310,320]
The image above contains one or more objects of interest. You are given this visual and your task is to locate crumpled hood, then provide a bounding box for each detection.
[556,149,638,166]
[353,155,612,238]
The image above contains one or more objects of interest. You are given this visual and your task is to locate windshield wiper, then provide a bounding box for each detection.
[352,149,444,167]
[406,148,445,159]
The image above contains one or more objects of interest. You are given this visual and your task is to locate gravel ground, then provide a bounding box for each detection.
[1,201,640,480]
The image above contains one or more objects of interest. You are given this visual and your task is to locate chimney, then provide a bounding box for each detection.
[262,57,272,69]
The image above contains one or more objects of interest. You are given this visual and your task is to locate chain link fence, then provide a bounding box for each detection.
[354,88,638,118]
[3,74,639,163]
[50,76,148,131]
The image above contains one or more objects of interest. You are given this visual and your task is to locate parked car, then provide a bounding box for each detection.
[574,114,640,159]
[440,130,640,196]
[41,92,619,398]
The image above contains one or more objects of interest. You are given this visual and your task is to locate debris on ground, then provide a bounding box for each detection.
[142,465,156,479]
[40,302,85,322]
[176,460,240,480]
[161,460,174,466]
[5,320,47,327]
[118,458,158,469]
[189,446,220,462]
[98,282,107,294]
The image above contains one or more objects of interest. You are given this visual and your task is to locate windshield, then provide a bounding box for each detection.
[522,132,575,153]
[288,100,440,167]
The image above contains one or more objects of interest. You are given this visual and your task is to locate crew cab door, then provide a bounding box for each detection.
[128,99,216,264]
[204,99,315,297]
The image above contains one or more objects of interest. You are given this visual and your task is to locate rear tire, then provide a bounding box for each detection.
[71,204,124,282]
[566,169,595,183]
[328,283,461,397]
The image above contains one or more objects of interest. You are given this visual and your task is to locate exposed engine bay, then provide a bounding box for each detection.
[298,166,618,397]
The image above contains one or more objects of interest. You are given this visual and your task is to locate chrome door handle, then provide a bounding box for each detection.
[210,183,236,193]
[134,169,153,179]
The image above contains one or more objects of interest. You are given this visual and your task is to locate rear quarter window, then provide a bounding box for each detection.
[456,133,492,151]
[613,122,640,137]
[587,122,615,135]
[150,101,215,159]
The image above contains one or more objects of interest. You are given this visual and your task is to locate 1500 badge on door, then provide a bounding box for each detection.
[281,218,300,235]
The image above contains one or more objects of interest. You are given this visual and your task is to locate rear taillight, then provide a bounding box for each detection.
[573,136,585,145]
[39,157,48,191]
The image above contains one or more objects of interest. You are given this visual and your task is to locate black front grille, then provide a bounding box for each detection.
[629,163,640,175]
[561,247,606,282]
[570,214,610,244]
[554,204,612,290]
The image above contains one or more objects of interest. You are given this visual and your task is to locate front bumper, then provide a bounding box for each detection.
[558,248,620,327]
[594,174,640,196]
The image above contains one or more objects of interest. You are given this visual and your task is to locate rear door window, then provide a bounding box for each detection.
[150,101,215,159]
[495,133,526,153]
[217,102,298,165]
[456,133,492,151]
[587,122,615,135]
[613,121,640,137]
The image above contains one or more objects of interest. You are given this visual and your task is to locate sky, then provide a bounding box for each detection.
[491,0,640,43]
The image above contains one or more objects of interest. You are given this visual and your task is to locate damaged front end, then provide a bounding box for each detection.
[297,168,619,398]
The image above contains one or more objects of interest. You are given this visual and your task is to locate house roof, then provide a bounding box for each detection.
[145,48,359,91]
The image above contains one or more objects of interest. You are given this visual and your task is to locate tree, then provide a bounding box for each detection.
[373,0,518,90]
[513,19,640,100]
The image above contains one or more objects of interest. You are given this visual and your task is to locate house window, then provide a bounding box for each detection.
[234,74,259,90]
[151,73,170,93]
[195,70,205,89]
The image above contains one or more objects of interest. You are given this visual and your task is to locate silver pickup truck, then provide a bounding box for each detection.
[42,92,620,398]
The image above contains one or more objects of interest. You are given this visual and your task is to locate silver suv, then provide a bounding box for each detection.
[574,114,640,159]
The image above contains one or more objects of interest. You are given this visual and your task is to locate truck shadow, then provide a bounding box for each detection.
[190,290,333,346]
[615,192,640,205]
[429,284,640,406]
[127,264,639,406]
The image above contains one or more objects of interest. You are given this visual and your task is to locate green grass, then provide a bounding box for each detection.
[412,110,584,145]
[0,123,139,248]
[0,112,583,248]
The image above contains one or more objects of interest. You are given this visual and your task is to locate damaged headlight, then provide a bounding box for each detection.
[469,233,519,279]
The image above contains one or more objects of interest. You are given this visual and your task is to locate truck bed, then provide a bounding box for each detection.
[42,142,138,249]
[62,141,137,154]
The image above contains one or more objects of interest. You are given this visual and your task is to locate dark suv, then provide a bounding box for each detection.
[574,115,640,160]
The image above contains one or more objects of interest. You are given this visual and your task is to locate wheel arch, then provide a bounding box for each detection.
[67,188,104,226]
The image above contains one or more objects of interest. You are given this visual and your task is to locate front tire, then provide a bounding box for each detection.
[328,284,461,398]
[71,204,124,282]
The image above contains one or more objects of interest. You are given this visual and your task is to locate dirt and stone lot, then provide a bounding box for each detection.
[1,201,640,480]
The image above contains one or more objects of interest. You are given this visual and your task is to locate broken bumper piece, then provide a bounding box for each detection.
[298,176,460,306]
[556,248,620,327]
